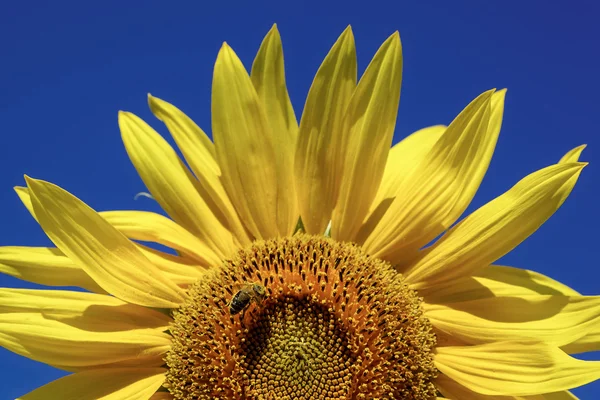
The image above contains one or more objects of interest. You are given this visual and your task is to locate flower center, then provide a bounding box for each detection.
[166,235,437,400]
[242,297,354,399]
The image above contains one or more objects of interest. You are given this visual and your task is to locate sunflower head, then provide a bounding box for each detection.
[166,235,437,399]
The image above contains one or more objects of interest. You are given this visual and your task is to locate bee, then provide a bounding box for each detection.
[228,282,266,318]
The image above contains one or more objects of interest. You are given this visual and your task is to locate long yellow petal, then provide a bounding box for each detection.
[26,177,185,308]
[0,313,170,370]
[18,368,165,400]
[424,295,600,347]
[148,95,251,246]
[212,43,297,238]
[357,125,446,243]
[435,341,600,396]
[0,288,170,330]
[0,246,103,293]
[363,90,503,264]
[294,26,357,234]
[101,210,218,265]
[420,265,579,303]
[405,162,585,288]
[12,187,205,288]
[119,111,234,258]
[332,32,403,241]
[251,24,298,146]
[16,186,221,266]
[436,374,578,400]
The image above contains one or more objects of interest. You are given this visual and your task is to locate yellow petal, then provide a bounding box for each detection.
[148,95,251,246]
[119,111,234,258]
[294,26,357,234]
[13,187,205,288]
[374,125,446,207]
[435,341,600,396]
[212,43,297,238]
[26,177,185,308]
[420,264,579,303]
[357,125,446,243]
[0,246,103,293]
[16,186,205,288]
[15,186,36,218]
[17,186,222,266]
[331,32,403,241]
[0,288,170,332]
[251,24,298,145]
[0,313,170,370]
[18,368,165,400]
[424,295,600,348]
[148,95,217,171]
[405,162,585,288]
[563,330,600,354]
[559,145,586,163]
[363,90,504,264]
[101,210,218,265]
[436,373,578,400]
[137,244,206,288]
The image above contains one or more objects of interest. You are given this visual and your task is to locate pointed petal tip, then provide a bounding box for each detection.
[147,94,163,112]
[340,24,354,38]
[559,144,588,164]
[264,24,281,41]
[23,175,35,186]
[387,30,401,44]
[340,25,354,39]
[564,161,588,173]
[217,42,238,62]
[494,88,507,98]
[146,94,156,111]
[118,110,141,124]
[117,111,143,137]
[24,176,45,201]
[339,25,355,43]
[117,111,129,127]
[476,89,496,104]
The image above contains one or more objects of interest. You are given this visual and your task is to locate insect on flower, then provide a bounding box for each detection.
[228,282,267,318]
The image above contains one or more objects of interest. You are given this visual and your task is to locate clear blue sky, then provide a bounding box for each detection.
[1,1,598,398]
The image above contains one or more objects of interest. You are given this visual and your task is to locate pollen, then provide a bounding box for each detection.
[166,235,437,399]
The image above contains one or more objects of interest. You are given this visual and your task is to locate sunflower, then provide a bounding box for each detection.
[1,24,598,400]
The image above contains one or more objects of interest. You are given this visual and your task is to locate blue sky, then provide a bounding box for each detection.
[1,1,599,398]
